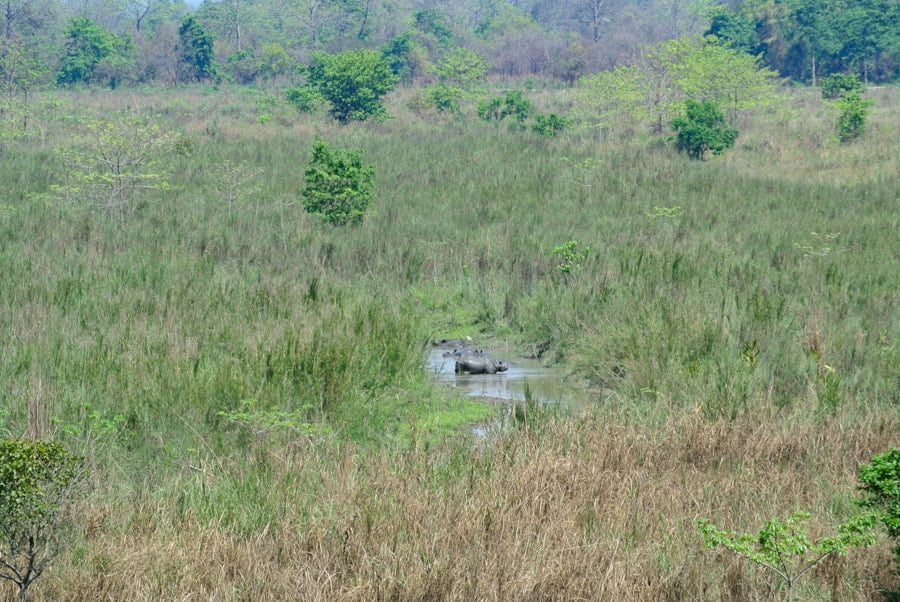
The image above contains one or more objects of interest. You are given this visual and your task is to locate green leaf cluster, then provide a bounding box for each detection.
[832,91,873,143]
[821,73,864,100]
[698,511,876,600]
[302,137,375,226]
[307,49,398,123]
[553,240,591,274]
[573,36,781,135]
[857,448,900,553]
[178,16,217,83]
[671,99,738,160]
[258,43,294,81]
[531,113,572,137]
[424,83,464,113]
[285,85,327,113]
[413,9,454,47]
[0,439,84,601]
[434,47,489,89]
[477,90,532,124]
[217,399,326,438]
[57,17,132,86]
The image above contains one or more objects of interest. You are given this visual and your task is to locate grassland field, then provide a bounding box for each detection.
[0,82,897,600]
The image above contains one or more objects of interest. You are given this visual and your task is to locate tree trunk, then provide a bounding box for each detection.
[811,53,816,87]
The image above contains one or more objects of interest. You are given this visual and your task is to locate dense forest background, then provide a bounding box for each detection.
[2,0,898,96]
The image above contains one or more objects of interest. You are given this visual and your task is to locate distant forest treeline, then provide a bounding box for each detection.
[1,0,898,91]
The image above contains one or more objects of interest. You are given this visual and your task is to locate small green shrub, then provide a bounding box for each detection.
[821,73,864,100]
[0,439,85,602]
[833,90,873,143]
[301,137,375,226]
[857,448,900,560]
[531,113,572,137]
[671,98,738,160]
[173,133,197,157]
[218,399,325,440]
[477,90,532,125]
[285,85,326,113]
[552,240,590,274]
[425,83,463,113]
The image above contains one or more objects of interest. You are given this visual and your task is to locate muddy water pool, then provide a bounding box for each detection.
[426,346,587,407]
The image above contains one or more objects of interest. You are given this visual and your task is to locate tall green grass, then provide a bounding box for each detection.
[0,83,897,599]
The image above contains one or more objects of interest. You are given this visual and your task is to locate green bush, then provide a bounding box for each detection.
[307,49,399,123]
[477,90,532,125]
[301,137,375,226]
[671,98,738,159]
[834,90,873,143]
[0,439,84,602]
[285,85,326,113]
[821,73,864,100]
[531,113,572,137]
[425,83,463,113]
[857,448,900,559]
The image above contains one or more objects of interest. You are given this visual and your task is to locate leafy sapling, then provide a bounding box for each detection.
[0,439,85,602]
[833,91,873,143]
[697,511,876,601]
[553,240,591,275]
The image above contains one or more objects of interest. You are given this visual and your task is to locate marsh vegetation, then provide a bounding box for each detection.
[0,83,897,599]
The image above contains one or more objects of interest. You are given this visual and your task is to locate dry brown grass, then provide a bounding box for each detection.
[12,408,895,601]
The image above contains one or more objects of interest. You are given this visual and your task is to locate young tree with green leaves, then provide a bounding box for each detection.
[571,65,650,135]
[178,15,216,82]
[0,38,46,141]
[648,36,782,122]
[54,114,175,219]
[832,90,873,143]
[531,113,572,136]
[307,49,398,123]
[704,4,758,53]
[671,98,738,159]
[56,17,120,85]
[382,32,427,85]
[434,47,489,89]
[698,511,877,602]
[572,36,781,136]
[413,8,454,47]
[423,47,490,114]
[821,72,864,99]
[425,83,462,113]
[302,137,375,226]
[0,439,84,602]
[258,43,293,81]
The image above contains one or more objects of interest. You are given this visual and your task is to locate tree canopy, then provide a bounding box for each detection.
[0,0,895,89]
[572,35,782,136]
[307,49,398,123]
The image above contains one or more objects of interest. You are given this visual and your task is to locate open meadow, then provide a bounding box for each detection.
[0,83,898,600]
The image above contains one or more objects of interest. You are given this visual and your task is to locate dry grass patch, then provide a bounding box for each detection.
[21,409,897,601]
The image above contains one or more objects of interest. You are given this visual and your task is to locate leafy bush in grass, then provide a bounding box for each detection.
[301,137,375,226]
[671,98,738,159]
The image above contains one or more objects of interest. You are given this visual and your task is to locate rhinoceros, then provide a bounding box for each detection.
[455,356,509,375]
